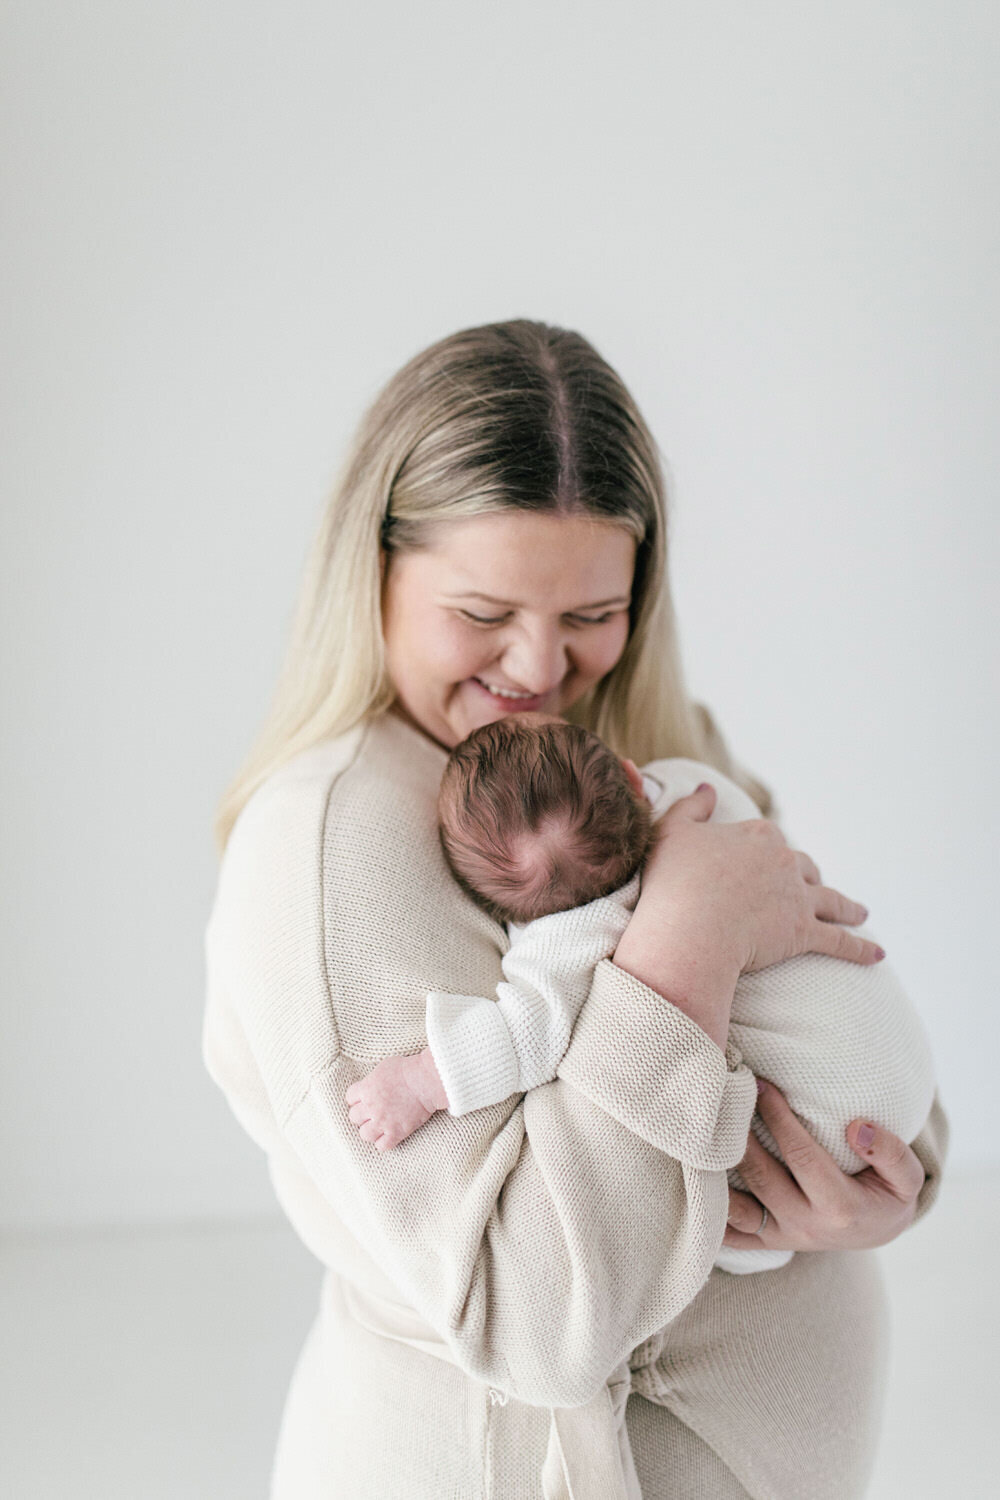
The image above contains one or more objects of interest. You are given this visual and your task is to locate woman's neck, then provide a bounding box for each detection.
[387,700,449,754]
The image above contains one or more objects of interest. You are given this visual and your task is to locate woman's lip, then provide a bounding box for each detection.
[469,677,553,710]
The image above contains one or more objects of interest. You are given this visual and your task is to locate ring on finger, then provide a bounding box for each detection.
[755,1203,768,1236]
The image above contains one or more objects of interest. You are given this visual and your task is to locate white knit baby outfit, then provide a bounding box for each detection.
[426,758,937,1277]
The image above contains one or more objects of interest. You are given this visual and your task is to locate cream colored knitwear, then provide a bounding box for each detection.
[426,758,937,1281]
[203,710,949,1500]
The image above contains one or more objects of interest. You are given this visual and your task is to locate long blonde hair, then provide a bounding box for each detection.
[213,318,772,855]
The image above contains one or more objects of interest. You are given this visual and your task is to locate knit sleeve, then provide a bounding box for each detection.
[204,745,758,1410]
[908,1089,950,1227]
[424,875,639,1118]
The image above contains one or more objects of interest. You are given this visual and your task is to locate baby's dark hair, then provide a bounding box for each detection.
[437,713,655,925]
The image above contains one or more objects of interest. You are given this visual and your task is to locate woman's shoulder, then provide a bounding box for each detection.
[227,725,366,863]
[207,724,367,984]
[225,711,447,874]
[218,707,492,953]
[323,709,450,843]
[205,713,488,1106]
[204,729,370,1121]
[320,715,457,907]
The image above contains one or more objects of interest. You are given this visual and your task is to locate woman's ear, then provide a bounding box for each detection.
[620,756,647,801]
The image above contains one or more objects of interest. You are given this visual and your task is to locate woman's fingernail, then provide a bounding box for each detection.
[874,946,886,961]
[857,1123,875,1150]
[756,1078,767,1095]
[696,782,711,793]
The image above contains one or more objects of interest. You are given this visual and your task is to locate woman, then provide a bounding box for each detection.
[203,319,947,1498]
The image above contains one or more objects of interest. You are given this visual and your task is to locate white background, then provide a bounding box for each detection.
[2,0,997,1233]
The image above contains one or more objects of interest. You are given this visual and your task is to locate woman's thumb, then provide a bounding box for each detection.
[846,1119,926,1202]
[661,781,717,828]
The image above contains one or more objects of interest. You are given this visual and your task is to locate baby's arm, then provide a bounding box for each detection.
[346,878,639,1149]
[425,876,639,1117]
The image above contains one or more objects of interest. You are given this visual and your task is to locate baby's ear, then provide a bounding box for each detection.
[620,757,647,801]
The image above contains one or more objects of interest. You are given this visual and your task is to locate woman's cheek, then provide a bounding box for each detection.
[592,619,631,677]
[437,621,485,681]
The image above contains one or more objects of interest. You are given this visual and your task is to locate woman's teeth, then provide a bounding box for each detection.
[477,680,536,699]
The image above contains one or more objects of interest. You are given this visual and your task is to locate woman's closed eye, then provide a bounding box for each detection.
[459,610,620,627]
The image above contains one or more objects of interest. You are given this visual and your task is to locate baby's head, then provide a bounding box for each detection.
[437,711,655,926]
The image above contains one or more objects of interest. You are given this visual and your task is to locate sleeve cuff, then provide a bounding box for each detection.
[909,1090,950,1228]
[555,958,757,1169]
[425,992,521,1116]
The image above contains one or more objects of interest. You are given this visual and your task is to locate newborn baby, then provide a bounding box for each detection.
[346,712,936,1277]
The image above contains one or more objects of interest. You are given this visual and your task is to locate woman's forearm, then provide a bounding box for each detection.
[611,898,739,1052]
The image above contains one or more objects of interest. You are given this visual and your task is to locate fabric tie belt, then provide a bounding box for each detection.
[337,1273,669,1500]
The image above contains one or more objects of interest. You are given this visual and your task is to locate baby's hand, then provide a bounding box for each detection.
[344,1048,449,1151]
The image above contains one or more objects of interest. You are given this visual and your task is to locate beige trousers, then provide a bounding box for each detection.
[271,1249,889,1500]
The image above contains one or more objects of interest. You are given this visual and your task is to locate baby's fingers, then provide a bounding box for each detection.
[345,1073,376,1107]
[346,1068,383,1110]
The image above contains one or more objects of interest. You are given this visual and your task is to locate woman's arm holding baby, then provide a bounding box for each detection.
[348,781,882,1155]
[617,783,935,1249]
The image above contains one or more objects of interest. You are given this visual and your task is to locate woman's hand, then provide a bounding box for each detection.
[612,783,882,1049]
[723,1079,926,1251]
[643,783,883,976]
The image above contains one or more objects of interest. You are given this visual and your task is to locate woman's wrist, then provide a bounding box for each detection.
[612,901,740,1052]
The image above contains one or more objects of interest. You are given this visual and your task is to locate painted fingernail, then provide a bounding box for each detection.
[874,947,886,961]
[756,1078,767,1095]
[696,782,711,793]
[857,1123,875,1150]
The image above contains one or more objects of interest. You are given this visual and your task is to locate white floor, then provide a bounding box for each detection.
[1,1171,996,1499]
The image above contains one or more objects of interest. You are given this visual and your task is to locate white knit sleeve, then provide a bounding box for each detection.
[426,874,639,1116]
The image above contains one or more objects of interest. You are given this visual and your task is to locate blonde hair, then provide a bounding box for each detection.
[213,318,772,856]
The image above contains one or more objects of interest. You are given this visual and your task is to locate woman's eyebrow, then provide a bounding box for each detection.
[443,590,632,608]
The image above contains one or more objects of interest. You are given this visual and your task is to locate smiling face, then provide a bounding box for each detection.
[380,509,637,749]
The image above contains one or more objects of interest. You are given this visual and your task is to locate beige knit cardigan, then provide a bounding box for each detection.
[202,709,948,1499]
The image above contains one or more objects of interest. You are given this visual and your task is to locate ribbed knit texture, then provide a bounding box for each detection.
[203,710,949,1499]
[426,874,644,1116]
[424,755,937,1283]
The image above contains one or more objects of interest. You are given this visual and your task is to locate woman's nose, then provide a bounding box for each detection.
[499,626,570,695]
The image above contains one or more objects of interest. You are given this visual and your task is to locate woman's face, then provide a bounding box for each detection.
[381,510,637,749]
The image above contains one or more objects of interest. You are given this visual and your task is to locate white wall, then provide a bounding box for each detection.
[2,0,997,1229]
